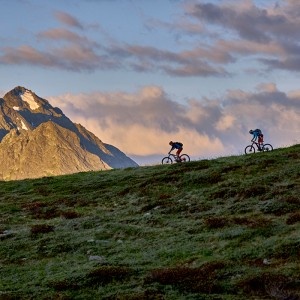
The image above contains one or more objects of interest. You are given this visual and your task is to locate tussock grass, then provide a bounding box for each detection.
[0,144,299,299]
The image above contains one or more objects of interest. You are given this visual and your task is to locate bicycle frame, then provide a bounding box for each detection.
[168,153,178,160]
[251,140,263,151]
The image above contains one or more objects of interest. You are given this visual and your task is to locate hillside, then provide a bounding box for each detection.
[0,144,299,299]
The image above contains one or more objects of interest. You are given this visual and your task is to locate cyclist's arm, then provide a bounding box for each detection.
[168,146,175,154]
[251,133,257,142]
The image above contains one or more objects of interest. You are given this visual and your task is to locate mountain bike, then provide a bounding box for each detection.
[244,140,273,154]
[161,153,190,164]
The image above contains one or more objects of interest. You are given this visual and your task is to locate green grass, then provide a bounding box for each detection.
[0,145,299,299]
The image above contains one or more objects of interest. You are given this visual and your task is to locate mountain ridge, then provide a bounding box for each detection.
[0,86,138,180]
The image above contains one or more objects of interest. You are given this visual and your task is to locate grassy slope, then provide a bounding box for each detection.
[0,145,299,300]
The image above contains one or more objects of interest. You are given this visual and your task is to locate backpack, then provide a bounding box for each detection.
[254,129,262,135]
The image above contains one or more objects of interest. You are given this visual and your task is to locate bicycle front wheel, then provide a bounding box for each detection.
[245,145,255,154]
[162,156,173,164]
[262,144,273,152]
[180,154,190,162]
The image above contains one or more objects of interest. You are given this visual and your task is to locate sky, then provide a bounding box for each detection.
[1,0,300,165]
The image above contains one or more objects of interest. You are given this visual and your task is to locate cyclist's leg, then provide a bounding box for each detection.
[258,135,264,150]
[176,148,182,160]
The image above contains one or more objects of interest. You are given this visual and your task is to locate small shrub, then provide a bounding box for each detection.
[187,170,222,186]
[30,224,54,235]
[272,241,300,259]
[23,201,45,211]
[147,262,225,294]
[23,202,60,219]
[259,158,276,168]
[60,210,81,219]
[192,160,211,170]
[35,186,51,196]
[206,171,223,184]
[232,216,272,228]
[204,216,230,229]
[40,207,60,219]
[104,289,165,300]
[283,195,300,205]
[158,193,171,200]
[196,171,223,184]
[48,278,81,291]
[140,199,173,213]
[260,199,297,216]
[219,164,241,173]
[237,273,299,299]
[287,152,300,159]
[238,185,267,199]
[117,187,131,196]
[87,266,132,285]
[52,197,91,207]
[209,187,237,200]
[286,212,300,225]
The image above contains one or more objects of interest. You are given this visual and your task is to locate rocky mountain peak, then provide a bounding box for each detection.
[0,87,138,180]
[4,86,45,111]
[3,86,63,117]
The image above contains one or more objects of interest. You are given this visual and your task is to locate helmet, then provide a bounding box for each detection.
[169,141,173,145]
[249,130,253,134]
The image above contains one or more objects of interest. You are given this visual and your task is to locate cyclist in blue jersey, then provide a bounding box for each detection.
[169,141,183,161]
[249,129,264,149]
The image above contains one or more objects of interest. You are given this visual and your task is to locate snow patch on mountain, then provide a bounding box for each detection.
[21,120,28,130]
[20,90,40,110]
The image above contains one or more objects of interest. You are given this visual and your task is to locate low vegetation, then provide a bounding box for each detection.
[0,144,299,299]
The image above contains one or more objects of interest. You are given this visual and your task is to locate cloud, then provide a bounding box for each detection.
[256,82,278,93]
[54,11,84,29]
[107,44,228,76]
[188,1,300,41]
[48,84,300,163]
[2,1,300,75]
[0,21,227,76]
[0,45,101,71]
[181,0,300,72]
[37,28,88,44]
[0,46,55,66]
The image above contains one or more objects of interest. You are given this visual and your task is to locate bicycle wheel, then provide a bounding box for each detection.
[180,154,190,162]
[245,145,255,154]
[162,156,173,164]
[262,144,273,152]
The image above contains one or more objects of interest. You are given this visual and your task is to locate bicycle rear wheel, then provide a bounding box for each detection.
[180,154,190,162]
[245,145,255,154]
[262,144,273,152]
[162,156,173,164]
